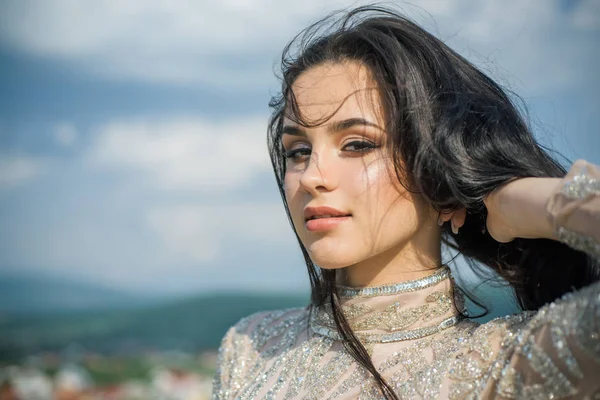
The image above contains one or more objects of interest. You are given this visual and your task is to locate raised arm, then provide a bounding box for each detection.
[483,159,600,258]
[476,160,600,398]
[546,160,600,258]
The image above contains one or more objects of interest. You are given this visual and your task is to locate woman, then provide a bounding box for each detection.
[213,6,600,399]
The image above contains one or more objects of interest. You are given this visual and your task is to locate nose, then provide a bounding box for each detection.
[298,150,337,195]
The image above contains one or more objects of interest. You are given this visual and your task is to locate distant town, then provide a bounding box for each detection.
[0,275,309,400]
[1,347,217,400]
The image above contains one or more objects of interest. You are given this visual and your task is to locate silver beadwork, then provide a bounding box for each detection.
[336,266,451,298]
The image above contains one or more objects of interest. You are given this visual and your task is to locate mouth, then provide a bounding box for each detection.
[303,206,351,232]
[303,206,351,222]
[305,214,352,221]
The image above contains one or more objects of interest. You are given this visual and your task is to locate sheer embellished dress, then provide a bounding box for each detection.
[212,160,600,399]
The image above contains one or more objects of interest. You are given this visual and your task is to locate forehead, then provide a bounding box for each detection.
[286,61,384,124]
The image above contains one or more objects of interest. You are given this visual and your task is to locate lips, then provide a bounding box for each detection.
[303,206,351,232]
[304,206,351,221]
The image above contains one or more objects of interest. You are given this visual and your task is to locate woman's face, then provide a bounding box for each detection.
[282,61,439,272]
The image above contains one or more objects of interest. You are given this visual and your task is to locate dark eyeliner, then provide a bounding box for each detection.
[343,140,380,152]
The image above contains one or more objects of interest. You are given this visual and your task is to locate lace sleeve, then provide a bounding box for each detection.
[546,160,600,259]
[488,280,600,399]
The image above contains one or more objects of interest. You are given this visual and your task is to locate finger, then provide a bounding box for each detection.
[437,210,454,225]
[452,208,467,228]
[437,212,449,226]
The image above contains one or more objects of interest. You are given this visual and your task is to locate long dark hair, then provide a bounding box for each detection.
[267,6,599,399]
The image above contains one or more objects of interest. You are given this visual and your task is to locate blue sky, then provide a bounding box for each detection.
[0,0,598,296]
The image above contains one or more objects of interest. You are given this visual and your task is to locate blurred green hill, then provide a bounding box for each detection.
[0,292,309,360]
[0,272,309,361]
[0,271,157,314]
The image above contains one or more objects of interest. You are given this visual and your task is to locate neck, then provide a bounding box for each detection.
[338,227,442,287]
[312,266,464,344]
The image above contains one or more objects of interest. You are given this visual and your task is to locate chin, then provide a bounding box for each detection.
[311,259,349,270]
[306,241,360,270]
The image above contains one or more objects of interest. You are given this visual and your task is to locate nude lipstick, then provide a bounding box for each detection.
[304,206,351,232]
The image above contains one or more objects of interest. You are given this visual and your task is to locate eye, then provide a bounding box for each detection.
[342,140,379,153]
[284,146,311,162]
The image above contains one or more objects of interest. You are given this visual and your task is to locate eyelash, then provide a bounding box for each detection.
[283,140,379,161]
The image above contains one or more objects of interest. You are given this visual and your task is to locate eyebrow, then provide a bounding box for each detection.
[281,118,383,136]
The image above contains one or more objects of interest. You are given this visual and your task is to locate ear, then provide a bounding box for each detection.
[437,208,467,234]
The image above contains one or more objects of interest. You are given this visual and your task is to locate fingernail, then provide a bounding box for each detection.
[451,222,459,235]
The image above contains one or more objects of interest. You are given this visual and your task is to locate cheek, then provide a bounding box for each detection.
[347,159,397,206]
[362,160,390,190]
[352,161,420,239]
[283,172,298,203]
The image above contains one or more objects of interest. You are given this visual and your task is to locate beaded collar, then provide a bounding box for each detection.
[310,266,464,343]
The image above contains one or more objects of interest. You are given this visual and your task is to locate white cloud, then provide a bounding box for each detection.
[1,0,598,295]
[0,0,597,92]
[54,122,78,147]
[0,115,298,293]
[87,115,271,191]
[145,203,294,263]
[0,0,375,87]
[0,154,47,187]
[429,0,600,94]
[0,167,300,292]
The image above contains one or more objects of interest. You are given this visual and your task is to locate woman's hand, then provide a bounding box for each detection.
[439,177,563,243]
[483,177,561,243]
[482,179,525,243]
